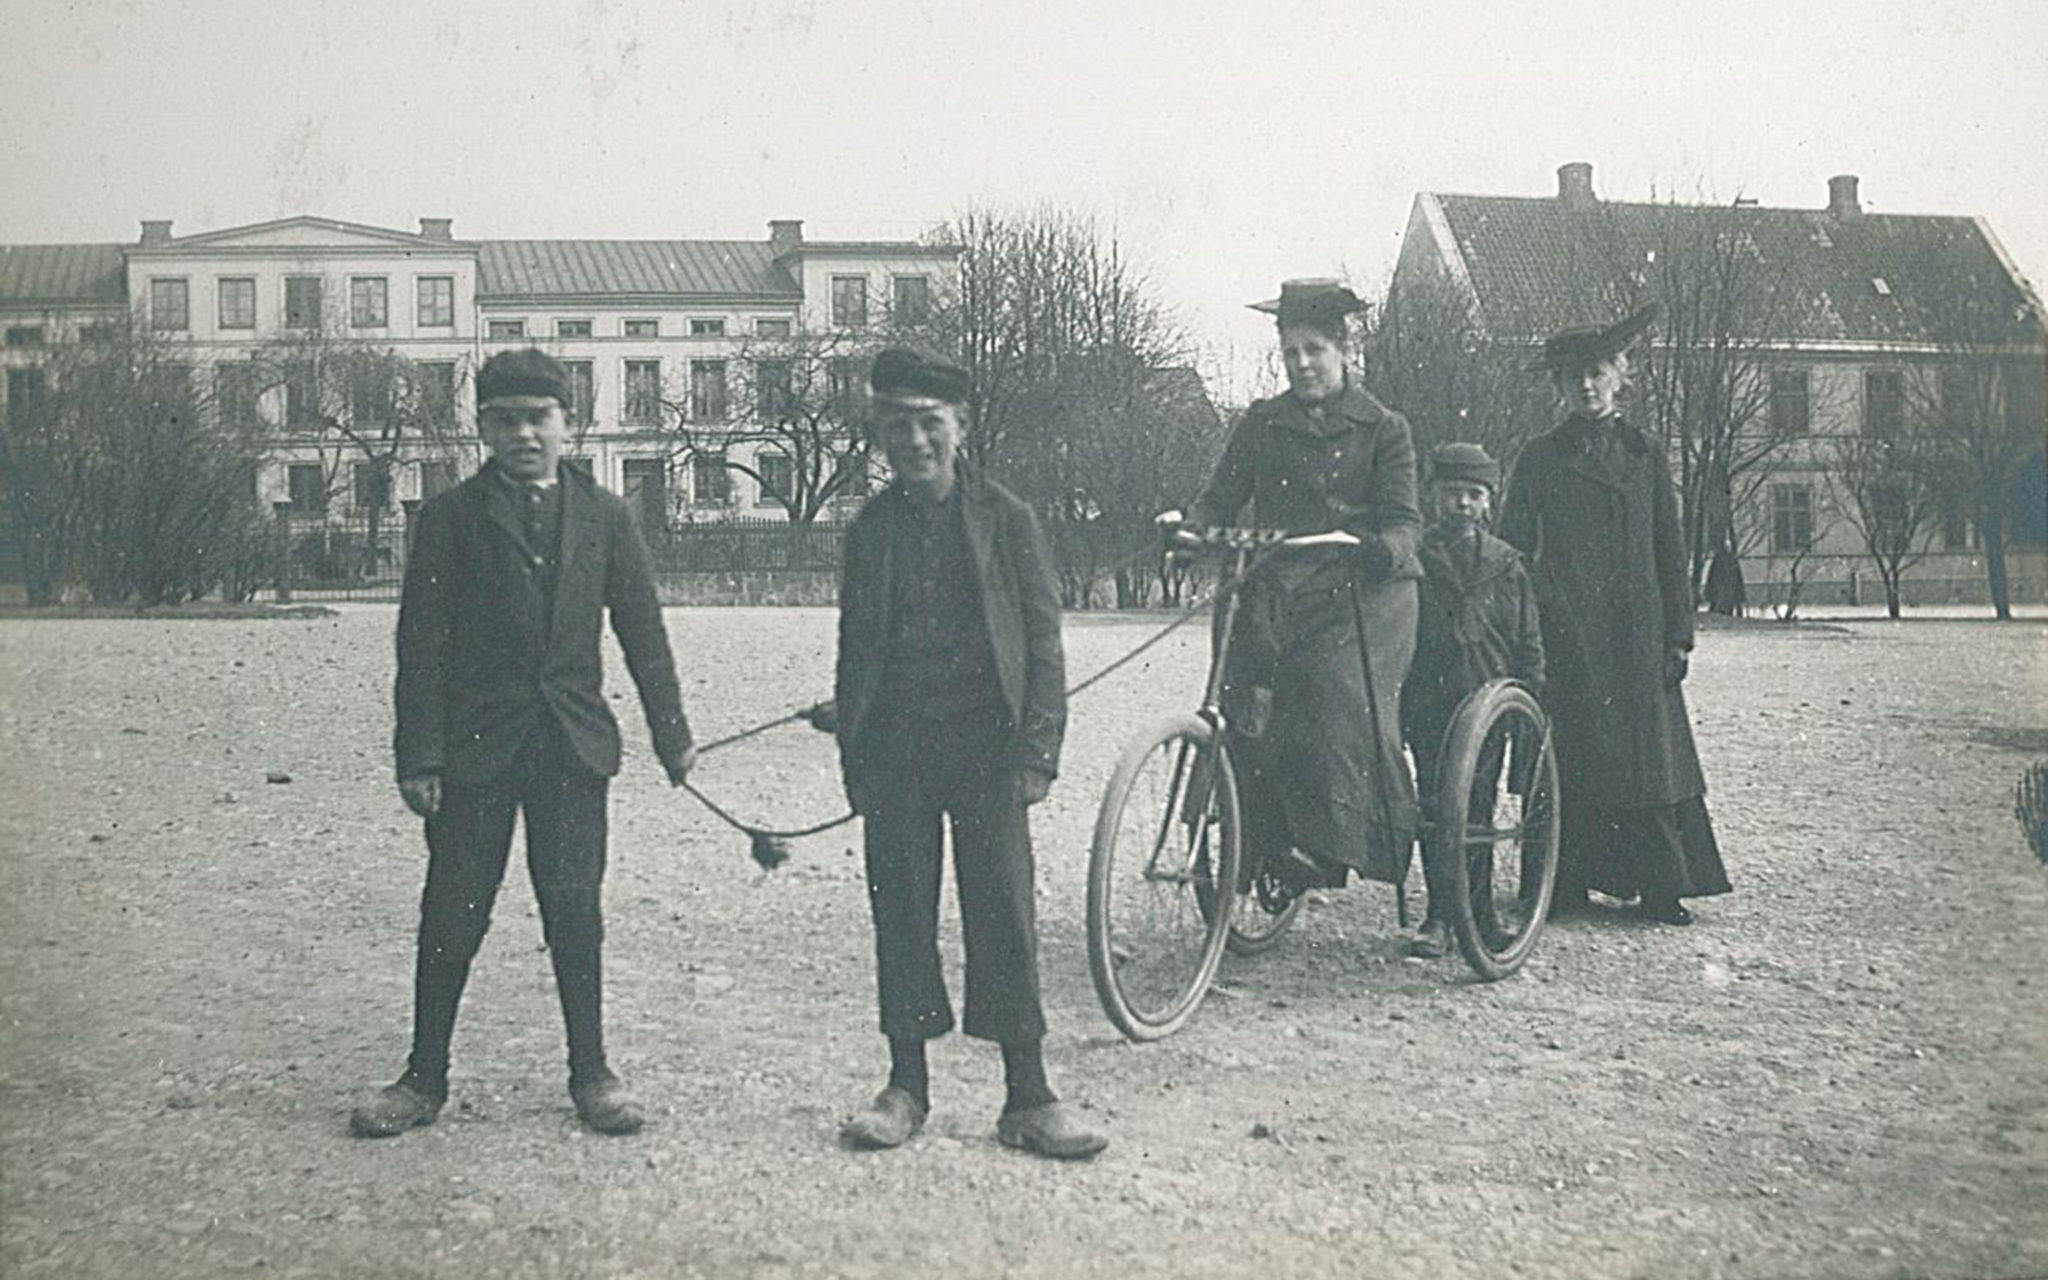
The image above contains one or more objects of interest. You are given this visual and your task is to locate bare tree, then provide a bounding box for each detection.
[1895,271,2045,619]
[0,310,272,604]
[1831,416,1952,619]
[942,204,1194,606]
[1373,264,1553,474]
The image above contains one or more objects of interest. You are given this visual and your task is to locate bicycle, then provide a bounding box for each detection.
[1084,520,1562,1042]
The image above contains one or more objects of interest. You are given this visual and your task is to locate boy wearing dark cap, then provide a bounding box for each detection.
[826,344,1107,1160]
[350,348,696,1138]
[1402,442,1544,958]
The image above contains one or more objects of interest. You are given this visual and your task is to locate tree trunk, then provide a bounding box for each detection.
[1883,568,1903,619]
[1977,511,2013,620]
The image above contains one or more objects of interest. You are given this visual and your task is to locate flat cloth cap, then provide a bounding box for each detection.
[870,345,971,405]
[476,348,571,408]
[1432,442,1501,489]
[1529,304,1659,372]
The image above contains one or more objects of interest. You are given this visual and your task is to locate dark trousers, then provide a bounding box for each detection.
[405,727,612,1089]
[858,706,1046,1044]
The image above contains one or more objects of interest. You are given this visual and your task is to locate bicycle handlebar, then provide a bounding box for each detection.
[1155,512,1362,553]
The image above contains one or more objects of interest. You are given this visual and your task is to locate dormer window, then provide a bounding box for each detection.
[1872,277,1893,297]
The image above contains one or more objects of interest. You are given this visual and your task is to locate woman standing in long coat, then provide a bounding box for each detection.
[1497,307,1731,924]
[1186,279,1422,891]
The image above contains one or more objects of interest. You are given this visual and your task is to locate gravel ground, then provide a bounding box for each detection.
[1,606,2044,1280]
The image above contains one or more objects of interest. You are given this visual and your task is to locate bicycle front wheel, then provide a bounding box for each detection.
[1435,680,1561,981]
[1087,713,1242,1042]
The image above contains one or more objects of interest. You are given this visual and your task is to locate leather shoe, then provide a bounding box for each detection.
[348,1079,442,1138]
[570,1074,647,1135]
[1640,896,1694,926]
[996,1102,1109,1160]
[1404,917,1451,959]
[841,1086,926,1150]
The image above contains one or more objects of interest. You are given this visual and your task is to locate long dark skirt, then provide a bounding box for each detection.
[1227,571,1420,886]
[1561,794,1731,902]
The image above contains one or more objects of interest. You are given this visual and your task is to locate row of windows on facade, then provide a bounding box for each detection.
[278,450,863,517]
[137,273,933,334]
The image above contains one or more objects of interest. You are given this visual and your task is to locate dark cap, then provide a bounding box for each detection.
[869,345,970,405]
[1529,304,1659,373]
[1432,442,1501,489]
[476,348,571,408]
[1248,278,1370,330]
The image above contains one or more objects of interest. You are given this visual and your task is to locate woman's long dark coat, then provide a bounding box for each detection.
[1188,381,1422,883]
[1496,417,1705,810]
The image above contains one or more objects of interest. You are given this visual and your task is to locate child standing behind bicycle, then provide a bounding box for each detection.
[1401,443,1545,959]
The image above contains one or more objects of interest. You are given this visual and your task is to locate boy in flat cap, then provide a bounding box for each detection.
[350,348,696,1139]
[827,344,1106,1160]
[1402,442,1544,958]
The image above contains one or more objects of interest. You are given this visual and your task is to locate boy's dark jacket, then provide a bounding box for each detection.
[1402,522,1545,746]
[834,463,1066,815]
[394,460,692,785]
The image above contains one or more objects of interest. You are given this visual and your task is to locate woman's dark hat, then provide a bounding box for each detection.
[1529,303,1660,372]
[475,348,571,408]
[1431,442,1501,489]
[870,345,971,405]
[1248,278,1369,328]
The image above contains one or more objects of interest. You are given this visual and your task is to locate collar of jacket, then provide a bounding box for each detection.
[874,458,998,570]
[1420,525,1520,588]
[1263,379,1391,439]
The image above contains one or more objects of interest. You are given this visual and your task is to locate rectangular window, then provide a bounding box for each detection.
[487,319,526,340]
[216,362,264,427]
[348,367,392,424]
[827,357,859,405]
[835,450,872,497]
[892,275,931,326]
[6,368,47,425]
[151,278,190,331]
[287,462,327,512]
[349,277,389,328]
[755,359,792,420]
[217,278,256,330]
[4,325,45,348]
[284,276,322,329]
[352,461,392,512]
[1770,484,1814,554]
[1768,368,1809,436]
[624,319,660,338]
[691,453,732,505]
[417,276,455,328]
[1865,369,1904,437]
[556,319,593,338]
[756,454,794,508]
[416,362,457,428]
[624,359,662,425]
[689,318,725,336]
[622,457,668,529]
[754,318,792,339]
[285,365,319,429]
[564,360,595,426]
[689,359,728,421]
[831,276,868,328]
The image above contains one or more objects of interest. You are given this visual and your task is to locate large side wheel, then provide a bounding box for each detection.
[1433,680,1561,981]
[1087,713,1242,1042]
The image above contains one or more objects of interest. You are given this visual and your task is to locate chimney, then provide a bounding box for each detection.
[419,217,454,240]
[768,219,804,257]
[1557,162,1596,212]
[1827,174,1862,219]
[139,219,174,246]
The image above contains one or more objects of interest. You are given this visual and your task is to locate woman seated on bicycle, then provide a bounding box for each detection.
[1401,442,1546,958]
[1181,278,1422,898]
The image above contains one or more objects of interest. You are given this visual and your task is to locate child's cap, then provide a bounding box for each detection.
[1432,442,1500,489]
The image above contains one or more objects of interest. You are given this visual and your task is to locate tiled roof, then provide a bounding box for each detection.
[1431,194,2041,348]
[476,240,798,300]
[0,244,127,307]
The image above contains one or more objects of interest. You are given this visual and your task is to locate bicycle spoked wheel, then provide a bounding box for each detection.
[1437,680,1561,981]
[1087,713,1241,1041]
[1223,860,1302,956]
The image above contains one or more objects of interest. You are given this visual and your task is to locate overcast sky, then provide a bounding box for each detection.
[4,0,2044,399]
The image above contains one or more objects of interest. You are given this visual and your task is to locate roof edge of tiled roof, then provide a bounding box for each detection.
[1425,191,1985,224]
